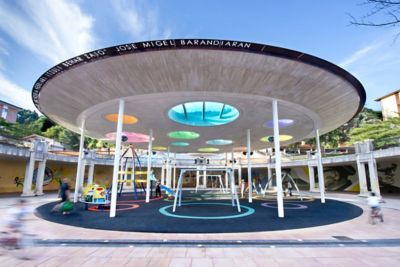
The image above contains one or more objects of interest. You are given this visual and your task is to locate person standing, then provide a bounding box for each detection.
[52,178,71,214]
[155,182,162,197]
[60,178,71,203]
[288,181,293,197]
[368,192,384,224]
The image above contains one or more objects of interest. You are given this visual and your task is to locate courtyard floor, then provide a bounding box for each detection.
[0,191,399,267]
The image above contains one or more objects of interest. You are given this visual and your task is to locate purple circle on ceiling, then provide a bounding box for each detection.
[264,119,294,128]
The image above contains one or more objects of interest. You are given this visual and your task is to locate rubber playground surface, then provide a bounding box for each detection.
[35,191,363,233]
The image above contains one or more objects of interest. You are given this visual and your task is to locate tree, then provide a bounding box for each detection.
[303,108,382,148]
[349,117,400,148]
[43,125,81,150]
[16,110,39,124]
[350,1,400,30]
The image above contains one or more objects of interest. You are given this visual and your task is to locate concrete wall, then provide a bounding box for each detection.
[0,157,114,193]
[380,94,399,119]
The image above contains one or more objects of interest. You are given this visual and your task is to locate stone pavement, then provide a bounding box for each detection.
[0,192,399,266]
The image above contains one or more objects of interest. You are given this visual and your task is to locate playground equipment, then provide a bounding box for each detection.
[116,146,154,199]
[82,184,109,203]
[173,167,241,212]
[80,183,110,210]
[195,174,226,193]
[262,171,303,200]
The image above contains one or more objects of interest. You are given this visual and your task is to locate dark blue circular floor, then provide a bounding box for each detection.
[35,192,363,233]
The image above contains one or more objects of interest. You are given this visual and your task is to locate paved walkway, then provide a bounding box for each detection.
[0,192,399,266]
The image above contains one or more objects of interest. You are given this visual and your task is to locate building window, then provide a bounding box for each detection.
[1,105,8,119]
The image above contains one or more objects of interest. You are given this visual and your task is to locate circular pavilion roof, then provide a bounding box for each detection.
[32,39,365,153]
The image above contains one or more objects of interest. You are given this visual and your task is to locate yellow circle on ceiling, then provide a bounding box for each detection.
[153,146,167,151]
[198,147,220,152]
[105,114,138,124]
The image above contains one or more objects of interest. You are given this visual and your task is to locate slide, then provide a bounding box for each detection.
[161,185,175,196]
[150,173,174,195]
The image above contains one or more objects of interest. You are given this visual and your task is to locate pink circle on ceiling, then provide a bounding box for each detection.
[105,132,154,143]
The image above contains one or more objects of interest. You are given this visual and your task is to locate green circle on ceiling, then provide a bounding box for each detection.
[168,131,200,139]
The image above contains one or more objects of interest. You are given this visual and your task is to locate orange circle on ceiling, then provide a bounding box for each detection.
[105,114,138,124]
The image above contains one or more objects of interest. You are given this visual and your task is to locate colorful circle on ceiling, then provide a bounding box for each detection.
[168,131,200,139]
[105,132,153,143]
[171,142,190,147]
[153,146,167,151]
[260,135,293,142]
[104,114,138,124]
[264,119,294,128]
[206,139,233,145]
[198,147,220,152]
[168,101,239,126]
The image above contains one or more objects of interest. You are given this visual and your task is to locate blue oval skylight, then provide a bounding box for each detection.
[206,139,233,145]
[168,101,239,126]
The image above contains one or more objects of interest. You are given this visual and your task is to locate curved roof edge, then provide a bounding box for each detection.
[32,38,366,120]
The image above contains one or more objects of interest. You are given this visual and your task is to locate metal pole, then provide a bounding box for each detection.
[246,129,252,203]
[73,120,85,203]
[110,99,125,218]
[308,166,315,192]
[145,129,153,202]
[273,100,284,218]
[166,146,171,187]
[161,164,165,185]
[231,150,235,188]
[173,152,177,189]
[315,129,325,203]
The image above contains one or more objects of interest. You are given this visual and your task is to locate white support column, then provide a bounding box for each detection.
[161,164,165,185]
[173,153,177,189]
[238,159,242,184]
[166,147,171,188]
[203,169,207,188]
[80,160,86,188]
[196,167,200,191]
[308,166,316,192]
[267,166,272,189]
[246,129,252,203]
[35,160,46,196]
[231,150,235,187]
[225,152,229,191]
[88,163,95,184]
[356,159,368,196]
[273,100,284,218]
[368,158,380,196]
[73,120,86,203]
[110,99,125,218]
[145,129,153,203]
[22,154,35,196]
[315,129,326,203]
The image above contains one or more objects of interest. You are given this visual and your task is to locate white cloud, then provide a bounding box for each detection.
[338,30,400,109]
[339,45,376,68]
[0,38,8,71]
[0,0,95,64]
[0,74,37,111]
[112,0,171,41]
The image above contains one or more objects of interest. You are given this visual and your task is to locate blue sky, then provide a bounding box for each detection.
[0,0,399,112]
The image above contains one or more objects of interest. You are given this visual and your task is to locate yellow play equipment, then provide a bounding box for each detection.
[82,183,109,203]
[117,146,156,199]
